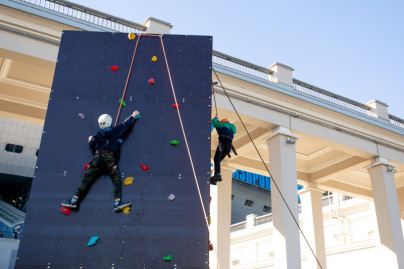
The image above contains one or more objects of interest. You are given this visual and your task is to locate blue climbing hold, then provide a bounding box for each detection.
[134,113,141,119]
[117,139,123,143]
[88,236,100,246]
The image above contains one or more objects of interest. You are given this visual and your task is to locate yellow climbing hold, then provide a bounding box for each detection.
[123,177,134,186]
[128,32,136,40]
[151,56,157,62]
[123,207,130,214]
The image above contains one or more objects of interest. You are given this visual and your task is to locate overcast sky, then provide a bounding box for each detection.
[70,0,404,117]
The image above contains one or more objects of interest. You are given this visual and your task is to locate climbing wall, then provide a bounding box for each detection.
[15,31,212,269]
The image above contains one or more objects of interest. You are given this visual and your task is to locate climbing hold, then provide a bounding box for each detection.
[83,163,90,170]
[123,207,130,214]
[60,206,71,216]
[151,56,157,62]
[134,113,141,119]
[139,163,150,171]
[110,66,119,71]
[128,32,136,40]
[117,139,123,144]
[172,104,180,109]
[87,236,100,246]
[119,99,126,107]
[209,216,211,224]
[78,113,85,120]
[168,194,176,201]
[123,177,134,186]
[209,240,214,251]
[163,255,173,261]
[169,140,180,146]
[148,78,155,85]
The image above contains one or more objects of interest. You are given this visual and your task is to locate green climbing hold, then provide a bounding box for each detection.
[163,254,173,261]
[119,99,126,107]
[170,140,180,146]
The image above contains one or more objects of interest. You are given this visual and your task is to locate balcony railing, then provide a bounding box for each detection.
[20,0,146,33]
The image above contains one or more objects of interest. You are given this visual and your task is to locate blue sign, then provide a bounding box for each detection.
[232,170,271,191]
[232,170,304,197]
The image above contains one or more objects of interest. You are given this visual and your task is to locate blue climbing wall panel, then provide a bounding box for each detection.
[15,32,212,269]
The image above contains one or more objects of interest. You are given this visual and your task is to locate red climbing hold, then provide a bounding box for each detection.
[148,78,155,85]
[60,206,71,216]
[209,240,214,251]
[83,163,90,170]
[110,66,119,71]
[140,163,150,171]
[172,104,180,109]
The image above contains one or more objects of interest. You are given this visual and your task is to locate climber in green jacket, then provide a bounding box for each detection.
[211,116,236,185]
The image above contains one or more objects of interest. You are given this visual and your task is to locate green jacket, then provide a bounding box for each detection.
[212,118,236,139]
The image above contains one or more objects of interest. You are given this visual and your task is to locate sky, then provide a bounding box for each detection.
[70,0,404,117]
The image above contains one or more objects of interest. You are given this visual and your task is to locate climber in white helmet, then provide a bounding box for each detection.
[62,110,140,212]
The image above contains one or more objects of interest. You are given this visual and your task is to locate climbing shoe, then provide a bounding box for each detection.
[61,199,77,209]
[114,201,131,212]
[210,177,217,185]
[212,174,222,182]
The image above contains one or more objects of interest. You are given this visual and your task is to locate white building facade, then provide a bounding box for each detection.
[1,1,404,269]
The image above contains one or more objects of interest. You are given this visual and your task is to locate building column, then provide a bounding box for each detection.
[265,126,301,269]
[298,187,327,269]
[209,165,233,269]
[365,157,404,268]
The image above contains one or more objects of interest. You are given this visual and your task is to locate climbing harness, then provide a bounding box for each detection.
[212,68,324,269]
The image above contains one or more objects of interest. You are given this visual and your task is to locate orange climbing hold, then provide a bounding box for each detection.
[148,78,155,85]
[123,207,130,214]
[123,177,134,186]
[60,206,71,216]
[172,104,180,109]
[140,163,150,171]
[128,32,136,40]
[110,66,119,71]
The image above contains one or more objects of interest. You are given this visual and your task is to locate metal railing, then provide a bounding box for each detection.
[20,0,146,33]
[293,78,380,119]
[213,50,272,81]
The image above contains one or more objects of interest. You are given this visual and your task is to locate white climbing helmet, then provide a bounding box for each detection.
[98,114,112,129]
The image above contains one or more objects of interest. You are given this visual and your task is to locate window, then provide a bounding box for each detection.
[244,200,254,207]
[262,205,271,213]
[5,144,23,153]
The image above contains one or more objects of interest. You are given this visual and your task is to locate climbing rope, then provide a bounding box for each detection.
[114,35,141,127]
[115,33,222,269]
[212,68,324,269]
[160,37,222,269]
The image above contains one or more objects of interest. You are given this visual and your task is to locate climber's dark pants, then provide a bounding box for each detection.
[74,153,122,201]
[213,137,233,175]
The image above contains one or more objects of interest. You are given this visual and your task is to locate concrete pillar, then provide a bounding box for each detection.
[365,157,404,268]
[265,126,301,269]
[269,62,294,87]
[209,165,233,269]
[366,100,389,121]
[144,17,172,34]
[298,187,327,269]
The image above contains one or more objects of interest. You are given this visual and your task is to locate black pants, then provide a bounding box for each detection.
[213,137,232,175]
[75,153,122,201]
